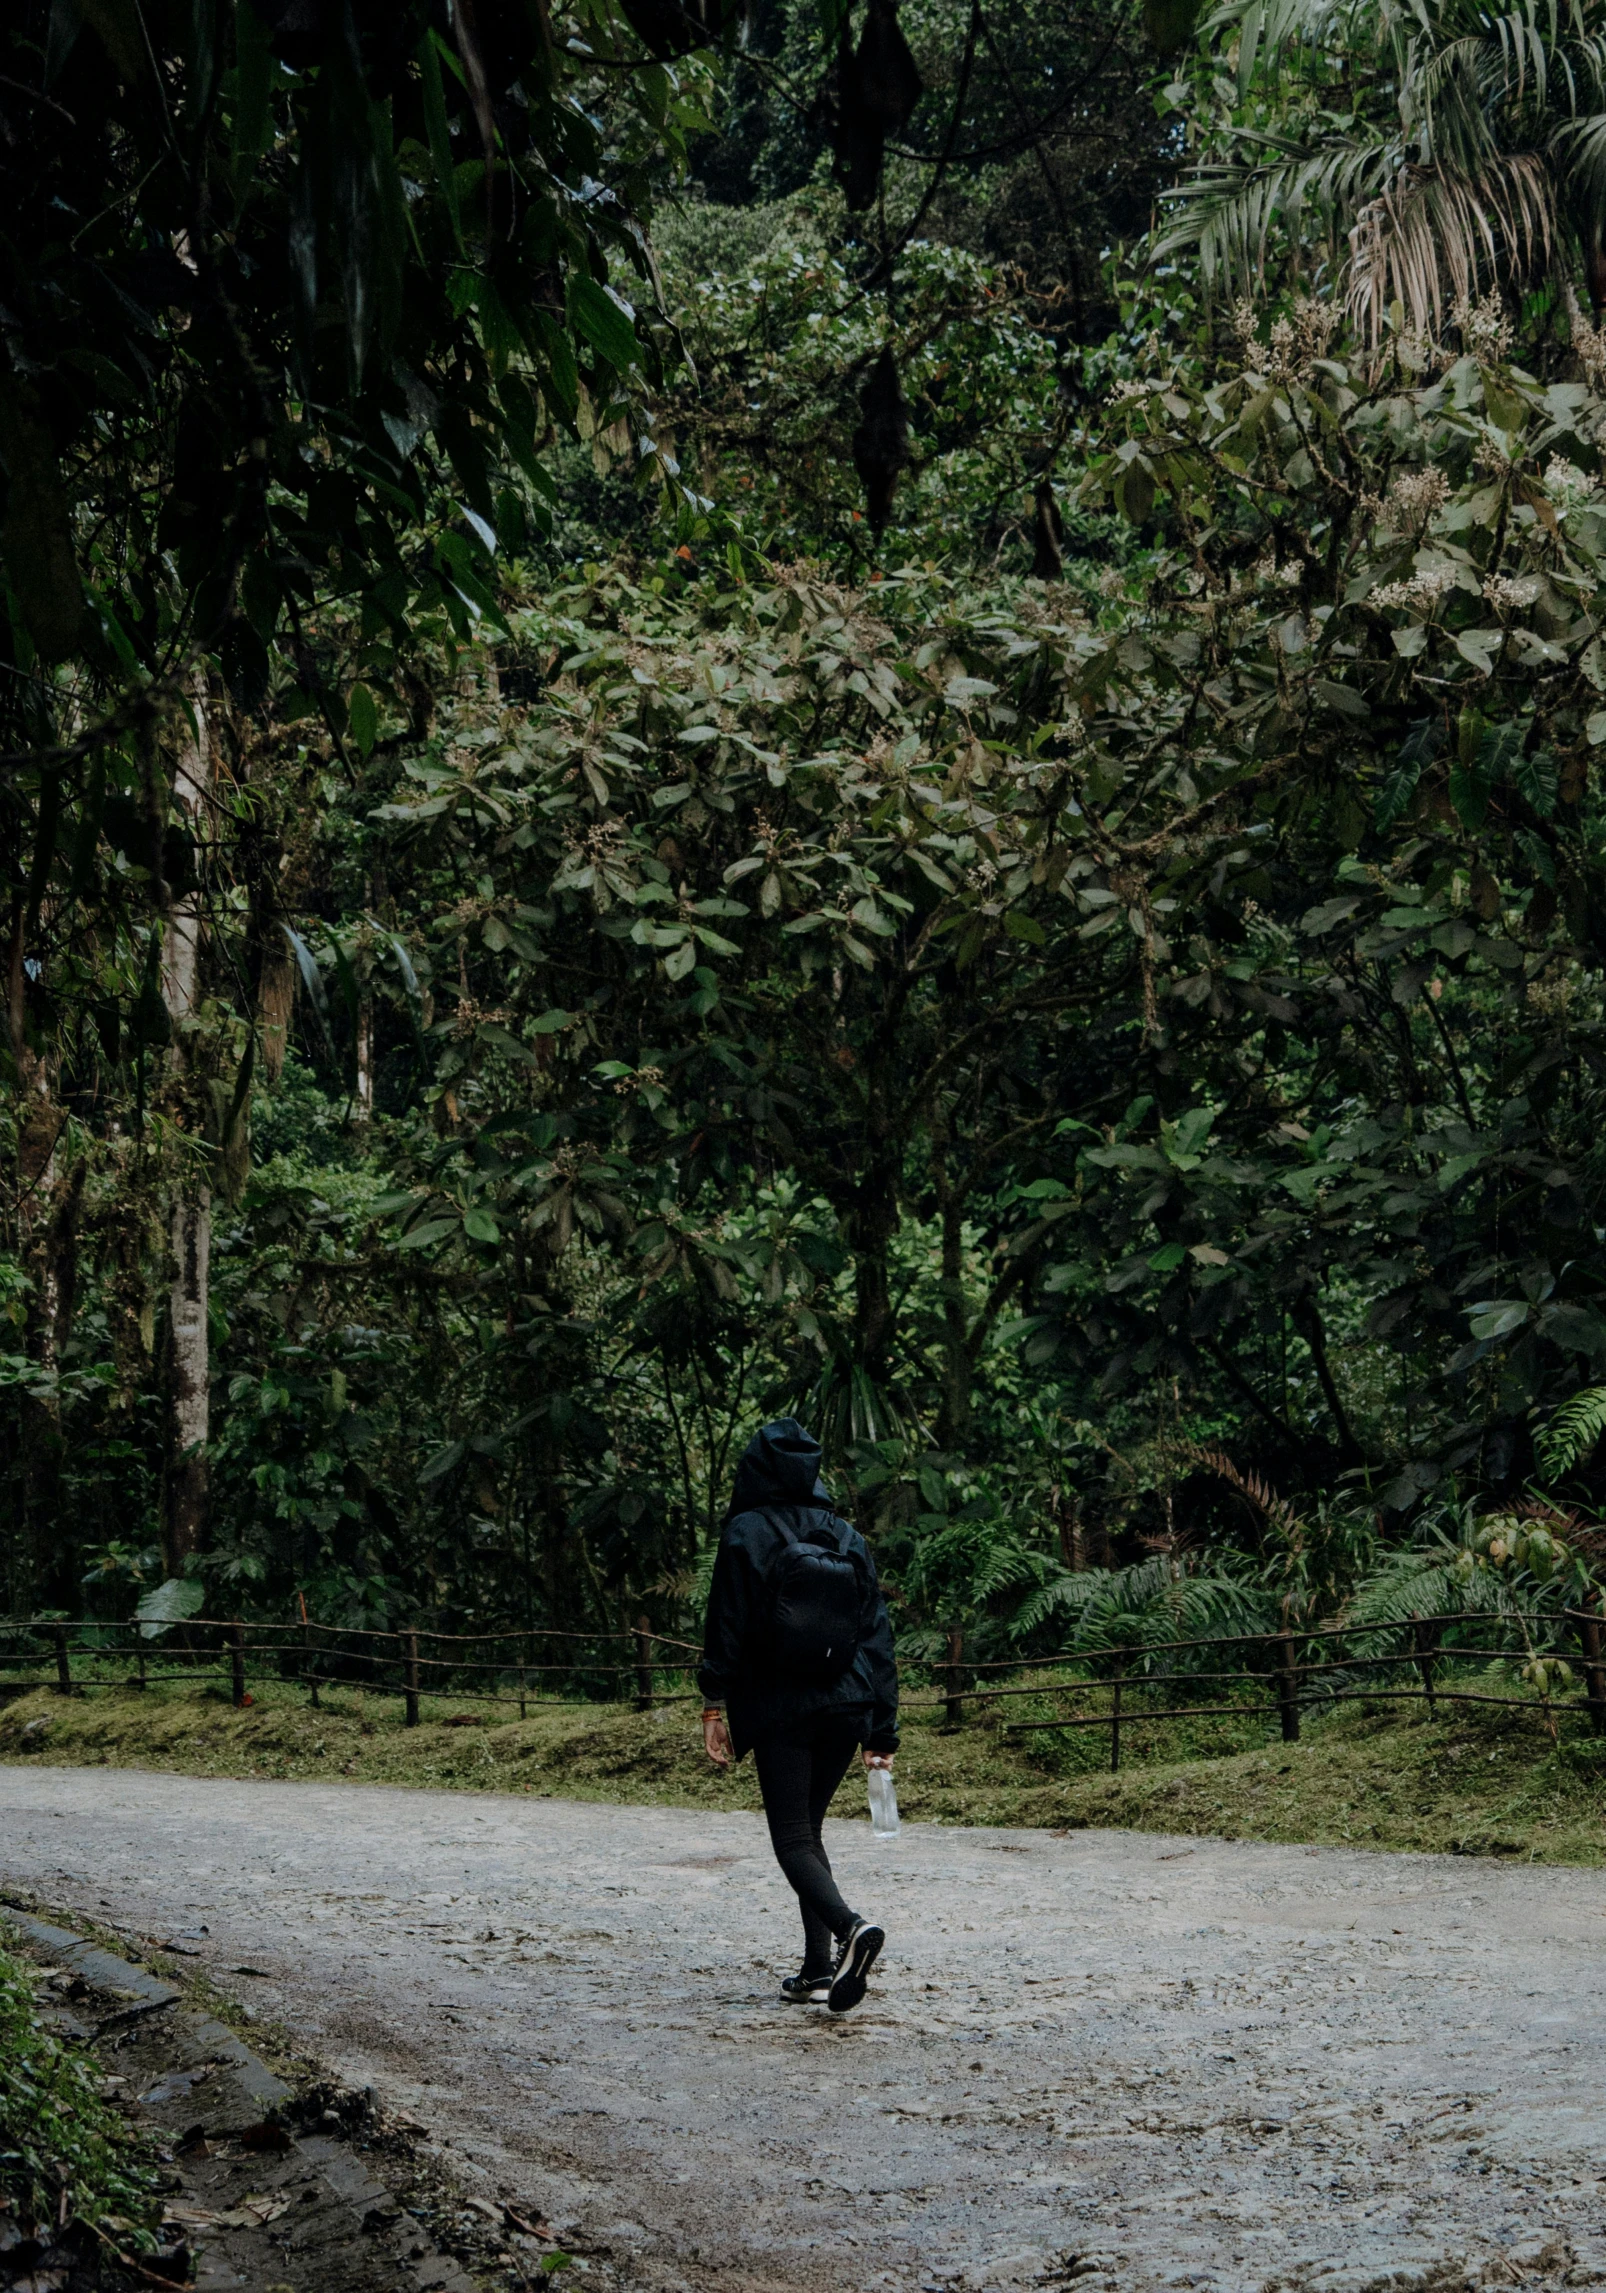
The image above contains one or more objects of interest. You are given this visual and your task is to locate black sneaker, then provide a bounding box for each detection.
[827,1918,884,2014]
[780,1968,832,2004]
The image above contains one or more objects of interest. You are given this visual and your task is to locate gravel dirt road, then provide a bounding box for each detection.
[2,1765,1602,2293]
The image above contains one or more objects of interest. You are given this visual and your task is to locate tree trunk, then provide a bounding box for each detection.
[849,1154,900,1426]
[1292,1293,1365,1467]
[354,986,374,1123]
[160,680,208,1015]
[166,1188,210,1570]
[32,1163,88,1605]
[163,678,212,1574]
[8,899,69,1607]
[934,1148,971,1449]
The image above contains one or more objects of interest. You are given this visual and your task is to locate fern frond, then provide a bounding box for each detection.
[1344,1558,1469,1630]
[1536,1385,1606,1479]
[1180,1441,1303,1543]
[1012,1553,1272,1657]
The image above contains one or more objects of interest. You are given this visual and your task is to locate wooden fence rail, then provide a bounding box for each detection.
[0,1608,1600,1763]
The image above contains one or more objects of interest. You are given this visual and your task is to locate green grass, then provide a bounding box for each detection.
[2,1670,1604,1861]
[0,1921,163,2258]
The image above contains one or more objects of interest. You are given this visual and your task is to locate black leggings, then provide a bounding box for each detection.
[752,1714,864,1974]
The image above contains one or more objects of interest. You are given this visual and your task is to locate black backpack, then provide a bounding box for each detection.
[768,1515,867,1679]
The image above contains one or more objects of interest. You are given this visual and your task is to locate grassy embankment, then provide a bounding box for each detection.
[2,1666,1604,1863]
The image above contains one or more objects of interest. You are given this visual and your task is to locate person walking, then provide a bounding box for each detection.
[698,1417,898,2014]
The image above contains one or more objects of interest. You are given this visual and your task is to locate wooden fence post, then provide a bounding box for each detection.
[945,1626,965,1730]
[1412,1620,1438,1713]
[52,1625,71,1697]
[634,1616,654,1712]
[1577,1598,1606,1736]
[1275,1633,1301,1743]
[1109,1660,1124,1773]
[405,1631,420,1728]
[298,1595,320,1707]
[230,1621,247,1709]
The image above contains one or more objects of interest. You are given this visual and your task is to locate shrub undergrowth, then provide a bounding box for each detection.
[0,1925,162,2260]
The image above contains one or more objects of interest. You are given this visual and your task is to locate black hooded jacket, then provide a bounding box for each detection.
[697,1419,900,1759]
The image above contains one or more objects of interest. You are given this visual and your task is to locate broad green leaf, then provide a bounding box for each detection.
[1114,459,1155,524]
[1004,910,1047,945]
[1313,678,1369,720]
[1454,628,1501,675]
[397,1218,458,1250]
[1512,747,1557,817]
[1301,895,1362,934]
[1448,755,1494,829]
[1468,1300,1530,1340]
[569,275,640,373]
[419,1440,466,1484]
[135,1577,206,1638]
[283,925,337,1063]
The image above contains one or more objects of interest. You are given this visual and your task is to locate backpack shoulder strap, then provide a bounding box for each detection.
[831,1515,874,1582]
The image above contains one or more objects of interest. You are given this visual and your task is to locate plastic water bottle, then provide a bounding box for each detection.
[867,1764,900,1839]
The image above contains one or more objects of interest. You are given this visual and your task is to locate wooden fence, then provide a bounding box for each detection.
[0,1605,1601,1769]
[899,1606,1606,1768]
[0,1617,704,1722]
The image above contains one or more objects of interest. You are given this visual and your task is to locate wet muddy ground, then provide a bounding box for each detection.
[2,1766,1601,2293]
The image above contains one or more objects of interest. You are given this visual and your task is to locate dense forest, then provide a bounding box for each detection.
[6,0,1606,1679]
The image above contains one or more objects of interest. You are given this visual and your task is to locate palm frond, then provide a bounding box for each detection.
[1158,0,1591,320]
[1155,135,1394,293]
[1564,35,1606,107]
[1549,110,1606,220]
[1413,34,1522,164]
[1347,151,1555,339]
[1232,0,1354,92]
[1473,4,1555,114]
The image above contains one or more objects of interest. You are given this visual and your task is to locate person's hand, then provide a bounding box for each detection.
[702,1709,733,1768]
[863,1749,893,1771]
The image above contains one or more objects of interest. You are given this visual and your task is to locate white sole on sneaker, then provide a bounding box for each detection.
[827,1920,884,2013]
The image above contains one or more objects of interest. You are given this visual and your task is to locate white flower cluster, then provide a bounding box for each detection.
[1394,328,1442,374]
[1528,973,1572,1020]
[1108,377,1150,403]
[1292,295,1338,360]
[1252,555,1303,588]
[1232,293,1337,378]
[1384,466,1449,532]
[1481,572,1540,614]
[1452,291,1513,361]
[1566,287,1606,393]
[1544,454,1599,504]
[1371,564,1456,612]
